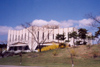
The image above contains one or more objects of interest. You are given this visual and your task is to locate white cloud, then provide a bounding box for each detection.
[74,18,94,28]
[0,18,95,35]
[14,25,24,30]
[96,16,100,20]
[79,19,93,26]
[31,19,94,28]
[0,26,13,35]
[0,25,24,35]
[31,19,48,26]
[60,21,73,28]
[48,20,60,25]
[31,19,60,26]
[31,19,77,28]
[61,20,78,28]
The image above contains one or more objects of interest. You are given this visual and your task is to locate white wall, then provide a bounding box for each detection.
[7,27,92,51]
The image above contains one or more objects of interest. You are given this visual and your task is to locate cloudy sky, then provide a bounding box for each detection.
[0,0,100,41]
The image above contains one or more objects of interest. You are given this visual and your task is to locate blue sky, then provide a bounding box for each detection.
[0,0,100,41]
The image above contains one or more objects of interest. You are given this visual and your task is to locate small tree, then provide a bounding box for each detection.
[75,41,82,45]
[0,40,7,58]
[94,27,100,43]
[78,28,87,45]
[56,33,66,43]
[67,47,75,67]
[22,23,59,52]
[86,13,100,44]
[69,31,78,45]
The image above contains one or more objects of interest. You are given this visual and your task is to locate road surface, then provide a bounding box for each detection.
[0,65,43,67]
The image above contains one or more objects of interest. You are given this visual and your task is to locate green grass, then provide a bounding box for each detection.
[0,45,100,67]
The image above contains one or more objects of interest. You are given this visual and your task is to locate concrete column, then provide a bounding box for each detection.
[7,30,10,50]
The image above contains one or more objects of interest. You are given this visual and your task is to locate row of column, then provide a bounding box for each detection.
[8,29,29,43]
[7,27,76,50]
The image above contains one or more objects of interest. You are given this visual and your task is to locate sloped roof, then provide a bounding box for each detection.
[10,42,27,46]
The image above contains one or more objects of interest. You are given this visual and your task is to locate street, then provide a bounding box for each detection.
[0,65,43,67]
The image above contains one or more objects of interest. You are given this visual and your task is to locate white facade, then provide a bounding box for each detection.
[7,27,92,52]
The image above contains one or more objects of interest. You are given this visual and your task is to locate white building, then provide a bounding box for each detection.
[7,27,92,52]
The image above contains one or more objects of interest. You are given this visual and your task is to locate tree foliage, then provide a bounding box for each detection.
[95,27,100,38]
[56,33,66,41]
[78,28,87,41]
[69,31,77,39]
[86,13,100,43]
[69,31,78,45]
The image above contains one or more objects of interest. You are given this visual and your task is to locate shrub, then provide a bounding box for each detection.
[65,40,70,42]
[0,48,2,52]
[52,50,58,56]
[75,41,82,45]
[91,49,99,58]
[38,43,59,52]
[66,43,69,48]
[59,43,66,48]
[86,44,91,49]
[83,41,87,45]
[70,49,76,56]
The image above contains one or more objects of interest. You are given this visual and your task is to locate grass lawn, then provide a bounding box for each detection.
[0,45,100,67]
